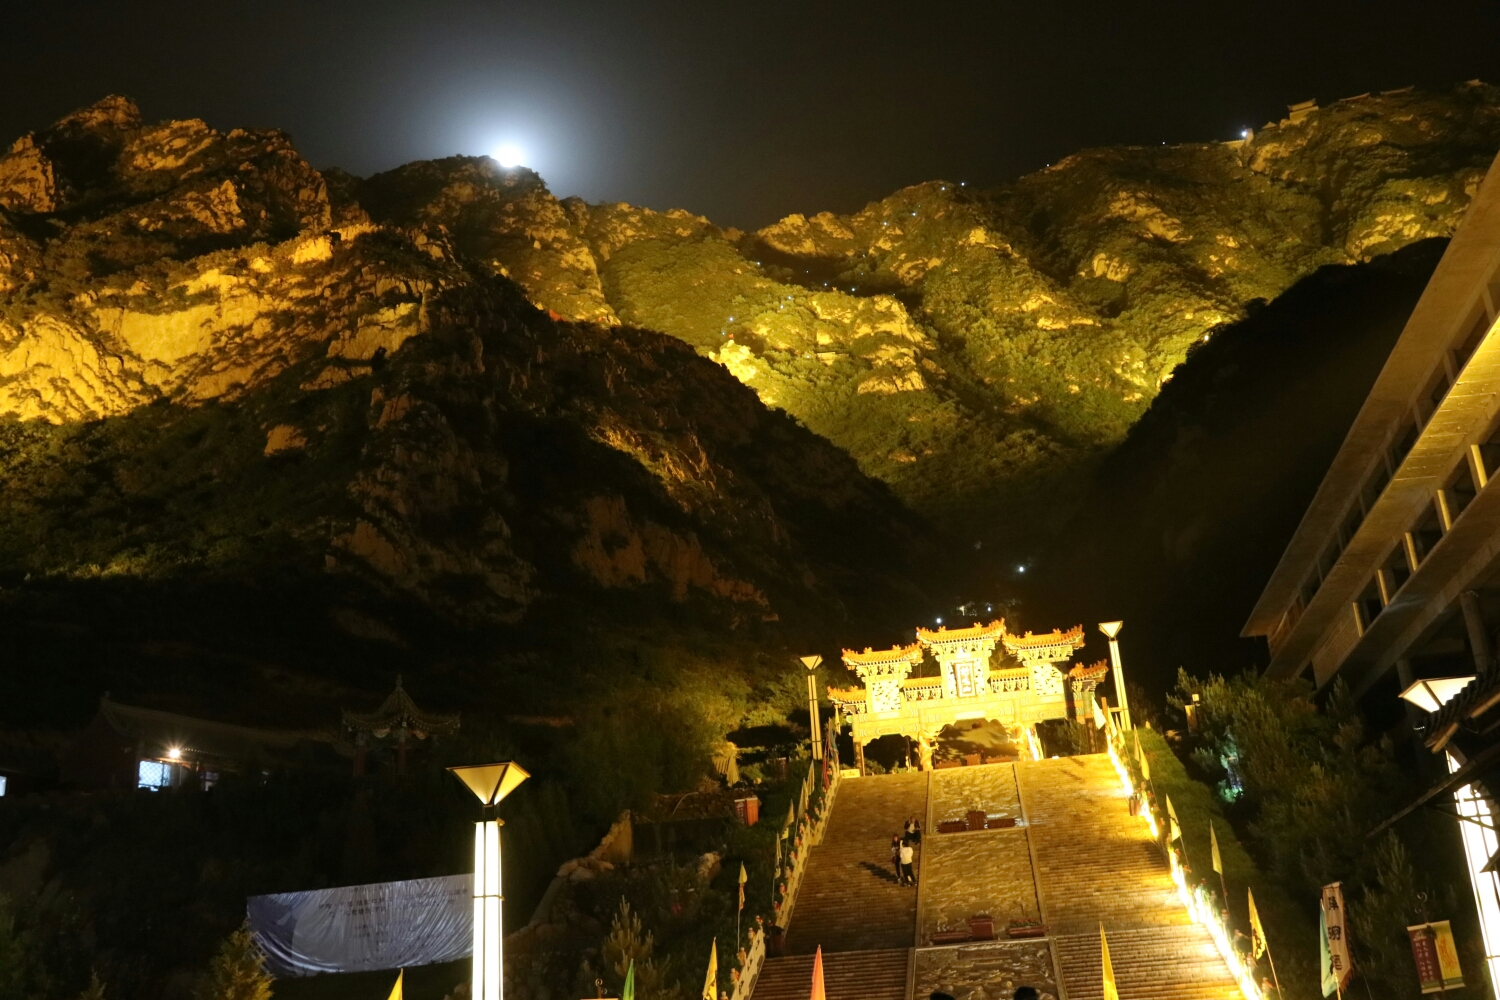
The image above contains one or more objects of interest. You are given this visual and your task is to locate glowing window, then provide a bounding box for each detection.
[138,760,172,790]
[1449,753,1500,999]
[0,775,7,797]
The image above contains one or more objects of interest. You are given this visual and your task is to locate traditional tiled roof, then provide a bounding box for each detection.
[1068,660,1110,680]
[826,686,867,704]
[1003,626,1085,653]
[343,675,460,740]
[916,619,1007,645]
[1424,666,1500,751]
[841,643,924,667]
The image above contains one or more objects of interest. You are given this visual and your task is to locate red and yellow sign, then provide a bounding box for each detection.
[1407,921,1464,994]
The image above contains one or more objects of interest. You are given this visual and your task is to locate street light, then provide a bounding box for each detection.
[800,656,823,761]
[449,762,531,1000]
[1099,622,1131,731]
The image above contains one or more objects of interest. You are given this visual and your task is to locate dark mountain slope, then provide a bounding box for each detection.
[1026,238,1447,692]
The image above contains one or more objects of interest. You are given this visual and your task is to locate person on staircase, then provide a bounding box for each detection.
[905,816,922,843]
[890,834,903,882]
[899,838,916,886]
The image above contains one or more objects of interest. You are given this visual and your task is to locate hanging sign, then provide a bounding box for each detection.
[1407,921,1464,994]
[1320,882,1353,996]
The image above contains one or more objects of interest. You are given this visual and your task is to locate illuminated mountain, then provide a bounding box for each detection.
[367,83,1500,539]
[0,97,932,725]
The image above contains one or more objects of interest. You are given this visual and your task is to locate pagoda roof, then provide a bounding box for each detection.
[841,643,924,666]
[916,619,1007,645]
[343,676,460,740]
[826,686,867,704]
[1068,659,1110,680]
[1003,625,1085,652]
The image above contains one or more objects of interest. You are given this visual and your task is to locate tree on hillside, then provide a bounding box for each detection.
[602,898,682,1000]
[195,922,273,1000]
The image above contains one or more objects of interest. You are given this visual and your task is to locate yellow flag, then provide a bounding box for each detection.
[1249,888,1267,960]
[386,970,404,1000]
[1166,794,1179,826]
[1093,698,1107,730]
[702,939,718,1000]
[1135,731,1150,781]
[1210,820,1223,875]
[1100,924,1120,1000]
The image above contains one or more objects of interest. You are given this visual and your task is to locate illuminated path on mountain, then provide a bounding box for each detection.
[751,756,1242,1000]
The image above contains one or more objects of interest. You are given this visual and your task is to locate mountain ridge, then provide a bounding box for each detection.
[369,83,1500,543]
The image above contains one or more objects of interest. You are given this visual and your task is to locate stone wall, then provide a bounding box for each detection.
[915,941,1058,1000]
[931,762,1021,825]
[919,830,1040,944]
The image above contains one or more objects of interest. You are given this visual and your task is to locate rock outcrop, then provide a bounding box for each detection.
[356,84,1500,539]
[0,98,933,698]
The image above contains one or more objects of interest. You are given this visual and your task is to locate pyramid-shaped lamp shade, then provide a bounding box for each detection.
[449,761,531,806]
[1099,621,1124,640]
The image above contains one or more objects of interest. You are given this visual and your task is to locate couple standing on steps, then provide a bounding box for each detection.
[889,816,921,886]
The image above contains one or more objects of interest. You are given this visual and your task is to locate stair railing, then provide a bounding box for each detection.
[1107,723,1264,1000]
[771,721,844,933]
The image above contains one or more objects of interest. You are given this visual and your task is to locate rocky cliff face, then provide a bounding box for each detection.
[0,98,932,724]
[376,83,1500,540]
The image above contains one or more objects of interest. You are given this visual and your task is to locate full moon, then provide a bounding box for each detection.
[493,144,526,168]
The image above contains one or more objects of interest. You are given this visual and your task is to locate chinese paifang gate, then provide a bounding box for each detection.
[827,620,1111,770]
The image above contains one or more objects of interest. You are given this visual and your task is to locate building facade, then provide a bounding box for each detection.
[1246,149,1500,997]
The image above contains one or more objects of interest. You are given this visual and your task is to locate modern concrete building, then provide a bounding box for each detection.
[1246,149,1500,998]
[1245,150,1500,699]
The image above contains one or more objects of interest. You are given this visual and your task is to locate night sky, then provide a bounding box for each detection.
[6,1,1500,228]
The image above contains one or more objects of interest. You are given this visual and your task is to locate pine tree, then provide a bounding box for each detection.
[77,971,107,1000]
[601,899,681,1000]
[195,921,274,1000]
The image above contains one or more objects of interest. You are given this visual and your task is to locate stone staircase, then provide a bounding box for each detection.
[1016,755,1241,999]
[1018,756,1191,937]
[752,949,909,1000]
[1051,926,1244,1000]
[782,771,927,955]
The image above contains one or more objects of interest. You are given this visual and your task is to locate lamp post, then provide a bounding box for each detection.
[449,762,531,1000]
[1099,621,1130,731]
[800,655,823,761]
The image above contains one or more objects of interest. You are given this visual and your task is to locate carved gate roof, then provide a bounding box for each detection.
[1002,626,1085,663]
[915,619,1007,649]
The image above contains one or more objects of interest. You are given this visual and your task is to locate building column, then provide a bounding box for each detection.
[1461,590,1493,673]
[854,739,866,776]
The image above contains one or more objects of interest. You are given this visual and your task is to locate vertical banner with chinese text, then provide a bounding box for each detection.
[1320,882,1352,996]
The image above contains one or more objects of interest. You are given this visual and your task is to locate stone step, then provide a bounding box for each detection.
[1053,926,1243,1000]
[782,773,927,955]
[753,949,909,1000]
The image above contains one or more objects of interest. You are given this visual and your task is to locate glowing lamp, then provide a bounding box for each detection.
[449,762,531,1000]
[1398,676,1474,713]
[493,145,526,169]
[1098,622,1130,730]
[800,656,824,762]
[166,747,182,760]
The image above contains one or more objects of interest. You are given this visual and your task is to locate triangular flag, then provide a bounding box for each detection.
[1135,731,1150,781]
[623,960,636,1000]
[386,969,404,1000]
[1093,698,1107,730]
[810,946,826,1000]
[1249,888,1267,960]
[1166,794,1179,825]
[1100,924,1120,1000]
[1169,817,1182,843]
[738,862,748,912]
[1210,821,1223,875]
[702,939,718,1000]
